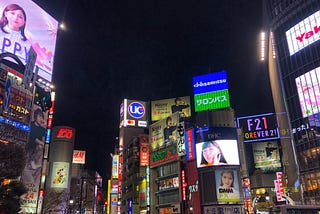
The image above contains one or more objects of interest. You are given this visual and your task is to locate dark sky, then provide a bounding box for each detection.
[33,0,274,180]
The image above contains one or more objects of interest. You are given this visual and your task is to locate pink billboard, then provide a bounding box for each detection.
[0,0,58,82]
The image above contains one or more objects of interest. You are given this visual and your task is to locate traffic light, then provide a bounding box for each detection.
[35,86,52,112]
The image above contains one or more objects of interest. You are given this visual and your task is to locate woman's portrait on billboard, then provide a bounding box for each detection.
[0,4,31,62]
[200,141,227,166]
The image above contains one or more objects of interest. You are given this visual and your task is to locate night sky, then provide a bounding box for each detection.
[33,0,274,181]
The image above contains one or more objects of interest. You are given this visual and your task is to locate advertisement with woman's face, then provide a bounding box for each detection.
[196,140,240,168]
[215,169,241,203]
[0,0,58,82]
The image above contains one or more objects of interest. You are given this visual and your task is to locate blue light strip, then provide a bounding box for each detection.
[0,116,30,132]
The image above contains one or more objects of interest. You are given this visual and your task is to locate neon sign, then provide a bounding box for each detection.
[237,113,280,142]
[128,101,145,119]
[56,128,73,139]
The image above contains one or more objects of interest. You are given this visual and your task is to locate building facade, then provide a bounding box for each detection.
[264,0,320,205]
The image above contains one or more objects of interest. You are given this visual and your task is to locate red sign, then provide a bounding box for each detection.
[56,128,73,139]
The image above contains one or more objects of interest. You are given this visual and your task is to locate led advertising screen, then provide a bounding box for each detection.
[252,141,281,172]
[237,113,280,142]
[215,169,241,203]
[151,96,191,121]
[149,112,179,151]
[50,162,69,189]
[286,10,320,56]
[0,0,58,82]
[295,66,320,118]
[195,127,240,168]
[193,71,230,112]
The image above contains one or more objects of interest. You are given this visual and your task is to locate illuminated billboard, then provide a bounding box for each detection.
[151,96,191,121]
[50,162,69,189]
[185,128,196,161]
[150,144,179,167]
[252,141,281,172]
[0,0,58,82]
[149,112,179,151]
[286,10,320,56]
[120,99,148,128]
[72,150,86,164]
[295,67,320,118]
[0,63,33,124]
[20,104,47,212]
[215,169,241,203]
[111,155,119,179]
[237,113,280,142]
[193,71,230,112]
[195,127,240,168]
[140,135,149,166]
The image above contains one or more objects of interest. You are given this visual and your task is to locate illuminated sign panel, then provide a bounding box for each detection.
[295,67,320,118]
[151,96,191,121]
[252,141,281,172]
[56,128,74,139]
[215,169,241,203]
[122,99,148,128]
[194,90,230,112]
[0,0,58,82]
[50,162,69,189]
[150,144,178,167]
[185,128,196,161]
[237,113,280,142]
[195,127,240,168]
[193,71,230,112]
[286,10,320,55]
[149,112,179,151]
[112,155,119,179]
[274,172,285,202]
[140,135,149,166]
[72,150,86,164]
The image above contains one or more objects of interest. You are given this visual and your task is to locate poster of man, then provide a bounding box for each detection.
[20,104,47,211]
[252,141,281,172]
[215,169,241,203]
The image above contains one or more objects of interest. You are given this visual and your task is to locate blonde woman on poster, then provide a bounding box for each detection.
[216,170,240,203]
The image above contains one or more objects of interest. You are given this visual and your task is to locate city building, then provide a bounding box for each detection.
[263,0,320,205]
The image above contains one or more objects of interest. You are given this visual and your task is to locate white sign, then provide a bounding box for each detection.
[72,150,86,164]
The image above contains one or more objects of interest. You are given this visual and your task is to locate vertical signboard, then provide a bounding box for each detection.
[193,71,230,112]
[185,128,196,161]
[274,172,286,202]
[177,122,185,156]
[21,104,48,213]
[112,155,119,179]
